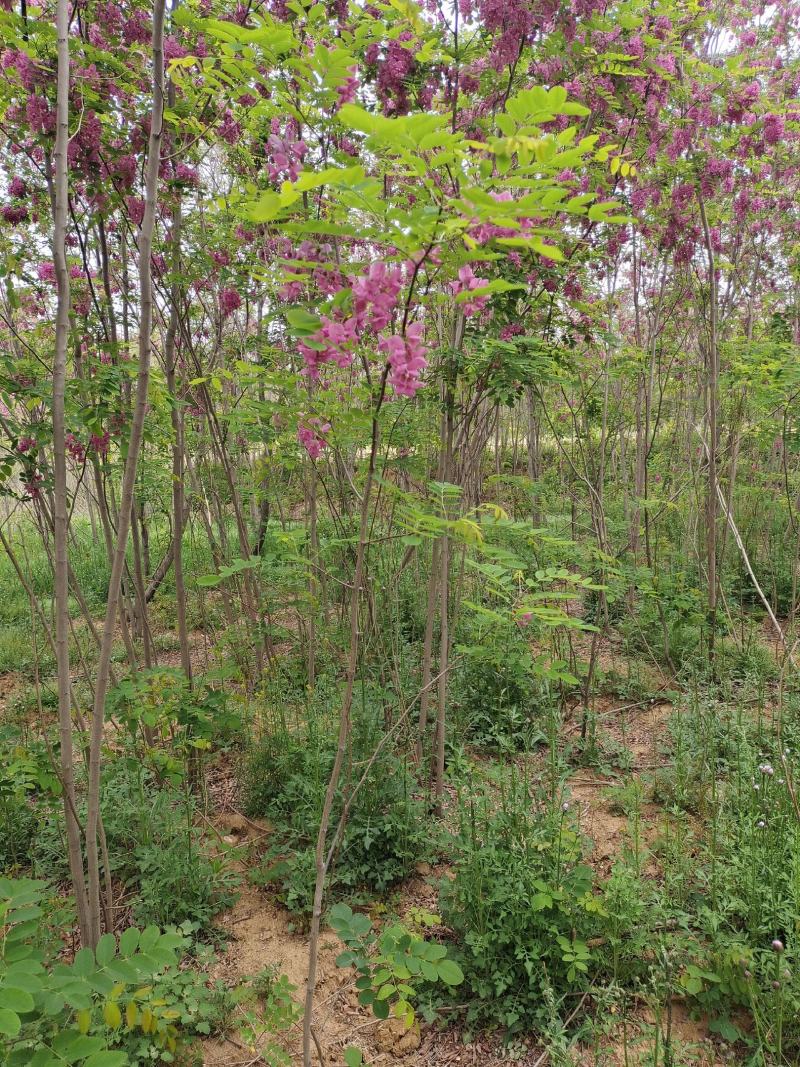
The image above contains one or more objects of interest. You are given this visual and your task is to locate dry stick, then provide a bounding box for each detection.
[695,426,797,671]
[83,0,167,946]
[325,658,460,874]
[49,0,90,945]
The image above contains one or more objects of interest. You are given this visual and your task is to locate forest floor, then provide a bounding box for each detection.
[1,617,761,1066]
[190,639,731,1067]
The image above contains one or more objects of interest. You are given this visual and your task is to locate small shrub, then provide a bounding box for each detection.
[440,774,603,1032]
[244,697,431,915]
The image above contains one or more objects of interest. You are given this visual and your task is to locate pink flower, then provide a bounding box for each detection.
[451,265,490,317]
[380,321,428,398]
[500,323,523,340]
[2,204,28,224]
[126,197,145,225]
[219,287,242,317]
[298,315,358,380]
[89,430,110,457]
[17,436,36,453]
[763,113,785,145]
[267,131,307,183]
[174,163,199,186]
[298,417,331,459]
[36,261,56,283]
[22,472,43,499]
[65,433,86,462]
[336,66,358,108]
[351,262,404,332]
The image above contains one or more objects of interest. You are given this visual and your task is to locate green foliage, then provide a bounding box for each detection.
[330,903,463,1029]
[0,728,60,871]
[440,774,603,1032]
[0,878,186,1066]
[450,622,552,750]
[133,840,239,935]
[244,696,431,916]
[108,669,240,782]
[26,760,238,938]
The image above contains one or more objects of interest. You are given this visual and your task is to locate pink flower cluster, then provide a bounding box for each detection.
[2,174,28,224]
[298,316,358,380]
[267,131,307,183]
[379,321,428,398]
[337,67,358,109]
[64,430,110,463]
[351,262,404,331]
[298,262,406,381]
[297,417,331,460]
[219,287,242,318]
[295,261,426,397]
[450,265,490,317]
[65,433,86,462]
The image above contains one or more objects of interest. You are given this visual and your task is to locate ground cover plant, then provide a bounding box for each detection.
[2,0,800,1063]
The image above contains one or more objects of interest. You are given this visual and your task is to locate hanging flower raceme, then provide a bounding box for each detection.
[380,321,428,398]
[450,265,490,317]
[297,417,331,460]
[267,128,307,183]
[219,287,242,318]
[350,262,404,332]
[298,315,358,381]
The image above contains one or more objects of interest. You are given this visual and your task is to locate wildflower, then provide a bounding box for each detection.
[772,939,784,953]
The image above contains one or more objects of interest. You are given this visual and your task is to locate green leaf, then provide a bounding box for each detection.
[0,1008,21,1036]
[95,933,116,968]
[709,1017,742,1043]
[118,928,140,956]
[284,307,322,336]
[71,949,95,978]
[83,1053,128,1067]
[0,987,34,1013]
[436,960,464,986]
[242,191,285,223]
[343,1049,363,1067]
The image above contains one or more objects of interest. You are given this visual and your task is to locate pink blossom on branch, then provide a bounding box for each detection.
[380,321,428,398]
[219,287,242,318]
[298,418,331,460]
[450,265,490,317]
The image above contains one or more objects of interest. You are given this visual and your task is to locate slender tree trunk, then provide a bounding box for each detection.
[164,68,192,686]
[50,0,91,946]
[302,369,389,1067]
[83,0,166,945]
[698,192,719,671]
[526,386,541,526]
[414,538,441,766]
